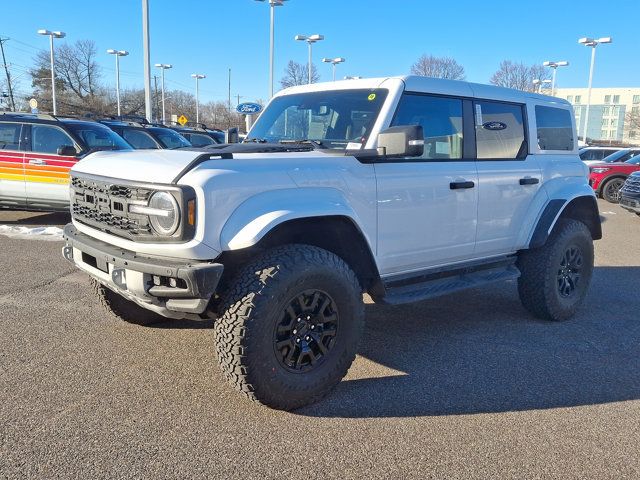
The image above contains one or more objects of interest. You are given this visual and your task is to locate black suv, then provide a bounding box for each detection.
[99,118,192,149]
[0,112,130,211]
[167,122,224,147]
[620,171,640,216]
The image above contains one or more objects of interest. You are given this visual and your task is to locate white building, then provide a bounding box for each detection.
[553,87,640,144]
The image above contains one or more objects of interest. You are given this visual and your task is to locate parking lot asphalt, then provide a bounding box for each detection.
[1,200,639,479]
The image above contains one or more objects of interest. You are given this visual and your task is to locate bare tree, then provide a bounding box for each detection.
[410,54,465,80]
[626,108,640,133]
[280,60,319,89]
[490,60,549,92]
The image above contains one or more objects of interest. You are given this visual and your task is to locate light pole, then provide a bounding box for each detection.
[191,74,206,123]
[108,49,129,116]
[542,60,569,95]
[578,36,612,141]
[142,0,152,122]
[294,34,324,84]
[154,63,172,123]
[254,0,288,99]
[322,57,345,81]
[37,29,65,115]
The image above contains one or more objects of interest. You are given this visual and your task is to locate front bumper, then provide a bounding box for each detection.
[620,194,640,214]
[62,224,223,319]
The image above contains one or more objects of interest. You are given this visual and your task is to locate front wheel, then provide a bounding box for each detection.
[214,244,364,410]
[517,219,594,321]
[602,177,626,203]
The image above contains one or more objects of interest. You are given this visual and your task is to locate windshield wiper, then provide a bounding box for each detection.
[278,139,324,149]
[244,138,268,143]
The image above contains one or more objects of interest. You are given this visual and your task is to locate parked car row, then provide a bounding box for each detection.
[0,111,229,211]
[620,172,640,216]
[587,148,640,204]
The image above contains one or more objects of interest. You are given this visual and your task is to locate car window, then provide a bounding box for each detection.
[535,105,574,151]
[122,129,159,149]
[149,128,191,149]
[475,101,526,159]
[391,93,463,160]
[31,124,77,155]
[625,157,640,165]
[0,122,21,150]
[188,133,215,147]
[65,123,131,151]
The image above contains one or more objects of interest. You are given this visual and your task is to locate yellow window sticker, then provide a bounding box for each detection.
[367,93,376,101]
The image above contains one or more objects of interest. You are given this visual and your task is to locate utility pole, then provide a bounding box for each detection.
[153,75,159,122]
[0,38,15,111]
[228,68,231,113]
[236,94,242,106]
[142,0,152,122]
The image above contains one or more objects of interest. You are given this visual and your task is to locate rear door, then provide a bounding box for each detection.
[24,123,80,210]
[0,121,27,209]
[474,100,542,256]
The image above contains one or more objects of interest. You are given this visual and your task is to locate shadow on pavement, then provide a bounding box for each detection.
[0,210,70,226]
[298,266,640,418]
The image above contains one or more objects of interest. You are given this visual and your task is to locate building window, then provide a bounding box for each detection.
[632,106,640,115]
[612,106,620,115]
[633,95,640,104]
[603,106,610,115]
[567,95,573,102]
[604,95,611,103]
[630,131,637,139]
[575,96,581,104]
[602,119,608,126]
[601,130,607,138]
[613,95,620,104]
[609,130,616,139]
[611,119,618,128]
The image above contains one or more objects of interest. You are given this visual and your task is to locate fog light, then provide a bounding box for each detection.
[169,278,178,288]
[112,268,127,289]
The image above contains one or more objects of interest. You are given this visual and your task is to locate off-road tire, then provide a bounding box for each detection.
[214,244,364,410]
[517,219,594,321]
[601,177,626,203]
[91,279,165,326]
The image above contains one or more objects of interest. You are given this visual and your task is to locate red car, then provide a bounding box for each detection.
[589,156,640,203]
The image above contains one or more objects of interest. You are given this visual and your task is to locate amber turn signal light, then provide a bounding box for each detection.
[187,199,196,226]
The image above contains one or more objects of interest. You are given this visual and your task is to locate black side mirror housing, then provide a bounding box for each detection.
[57,145,77,156]
[377,125,424,157]
[225,128,239,144]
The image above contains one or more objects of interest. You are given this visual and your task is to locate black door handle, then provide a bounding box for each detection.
[519,177,540,185]
[450,181,475,190]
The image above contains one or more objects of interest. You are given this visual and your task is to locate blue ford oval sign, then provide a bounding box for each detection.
[236,102,263,115]
[482,121,507,131]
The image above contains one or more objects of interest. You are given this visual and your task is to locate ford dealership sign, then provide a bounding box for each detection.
[236,102,263,115]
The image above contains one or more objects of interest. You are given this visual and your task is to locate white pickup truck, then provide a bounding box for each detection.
[63,76,601,410]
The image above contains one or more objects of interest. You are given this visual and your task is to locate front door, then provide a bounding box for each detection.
[375,93,478,275]
[0,122,27,209]
[24,123,79,210]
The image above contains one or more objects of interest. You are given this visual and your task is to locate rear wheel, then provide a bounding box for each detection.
[214,244,364,410]
[602,177,626,203]
[517,219,594,321]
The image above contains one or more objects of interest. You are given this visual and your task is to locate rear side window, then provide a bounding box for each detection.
[0,122,21,150]
[122,129,159,149]
[188,133,215,147]
[475,101,526,159]
[391,93,463,160]
[535,106,574,151]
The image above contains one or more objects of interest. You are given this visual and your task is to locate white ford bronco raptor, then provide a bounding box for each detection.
[63,76,601,410]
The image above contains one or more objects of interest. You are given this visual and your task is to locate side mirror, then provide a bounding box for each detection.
[57,145,77,156]
[225,128,239,144]
[377,125,424,157]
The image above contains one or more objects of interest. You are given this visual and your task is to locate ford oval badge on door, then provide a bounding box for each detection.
[482,121,507,131]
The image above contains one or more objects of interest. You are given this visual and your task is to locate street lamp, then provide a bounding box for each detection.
[254,0,288,99]
[154,63,172,123]
[107,49,129,116]
[37,29,65,115]
[322,57,345,81]
[294,34,324,84]
[578,36,612,140]
[542,60,569,95]
[191,74,206,123]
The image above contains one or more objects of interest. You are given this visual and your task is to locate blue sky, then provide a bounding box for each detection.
[2,0,639,104]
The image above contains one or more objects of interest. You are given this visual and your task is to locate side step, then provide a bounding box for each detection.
[380,262,521,306]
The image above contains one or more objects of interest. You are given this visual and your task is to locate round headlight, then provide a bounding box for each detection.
[148,191,180,235]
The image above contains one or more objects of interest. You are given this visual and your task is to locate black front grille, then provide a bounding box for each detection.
[621,176,640,195]
[70,176,155,239]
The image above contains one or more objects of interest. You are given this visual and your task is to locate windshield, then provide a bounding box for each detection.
[66,122,131,151]
[149,128,192,149]
[247,89,389,149]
